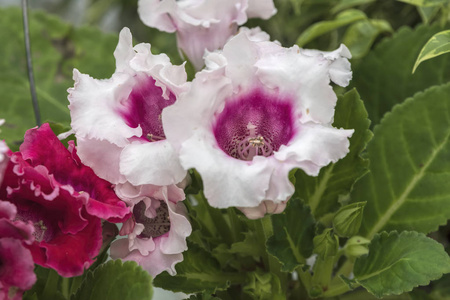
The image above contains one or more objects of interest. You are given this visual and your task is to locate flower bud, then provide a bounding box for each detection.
[313,228,339,259]
[333,202,366,237]
[344,236,370,259]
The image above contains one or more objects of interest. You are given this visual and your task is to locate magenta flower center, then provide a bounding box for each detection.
[133,201,171,238]
[213,89,296,161]
[121,75,176,142]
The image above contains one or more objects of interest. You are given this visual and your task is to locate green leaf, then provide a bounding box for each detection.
[354,231,450,298]
[71,260,153,300]
[295,89,372,218]
[153,243,243,294]
[296,9,367,47]
[331,0,376,14]
[417,5,441,24]
[343,19,393,59]
[0,7,117,150]
[351,24,450,126]
[396,0,447,7]
[352,83,450,238]
[266,198,315,272]
[413,30,450,73]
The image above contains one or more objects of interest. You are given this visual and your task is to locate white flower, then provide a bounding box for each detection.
[110,183,192,276]
[138,0,276,70]
[162,29,354,212]
[68,27,189,186]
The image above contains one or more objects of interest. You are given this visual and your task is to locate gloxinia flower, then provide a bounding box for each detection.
[0,124,130,277]
[138,0,277,70]
[0,201,36,300]
[69,27,189,187]
[162,29,354,212]
[110,183,191,276]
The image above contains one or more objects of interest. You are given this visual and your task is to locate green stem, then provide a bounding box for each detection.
[42,269,60,300]
[311,255,335,293]
[322,280,358,298]
[61,277,69,299]
[296,266,312,292]
[258,216,288,294]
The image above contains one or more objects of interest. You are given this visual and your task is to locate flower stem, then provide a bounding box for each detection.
[42,269,60,300]
[21,0,41,126]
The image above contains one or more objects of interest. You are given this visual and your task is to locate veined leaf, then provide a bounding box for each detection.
[351,24,450,126]
[396,0,447,7]
[295,89,372,218]
[296,9,367,47]
[354,231,450,298]
[71,260,153,300]
[352,83,450,238]
[413,30,450,73]
[266,198,316,272]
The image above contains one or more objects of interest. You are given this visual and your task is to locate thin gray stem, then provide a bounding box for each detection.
[22,0,41,126]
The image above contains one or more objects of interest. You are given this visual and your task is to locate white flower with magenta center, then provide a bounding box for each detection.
[162,29,354,214]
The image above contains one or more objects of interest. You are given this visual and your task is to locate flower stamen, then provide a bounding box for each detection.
[237,122,274,161]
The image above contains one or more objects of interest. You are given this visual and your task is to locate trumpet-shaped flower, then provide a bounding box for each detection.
[162,29,354,212]
[138,0,276,70]
[69,27,189,187]
[0,124,130,277]
[0,201,36,300]
[110,183,191,276]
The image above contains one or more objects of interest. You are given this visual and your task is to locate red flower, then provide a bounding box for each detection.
[0,124,130,277]
[0,201,36,300]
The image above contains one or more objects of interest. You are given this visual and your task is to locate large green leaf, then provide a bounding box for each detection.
[0,7,117,149]
[413,30,450,73]
[153,243,243,294]
[295,89,372,218]
[354,231,450,298]
[266,198,316,272]
[351,24,450,126]
[296,9,367,47]
[352,83,450,238]
[331,0,376,14]
[71,260,153,300]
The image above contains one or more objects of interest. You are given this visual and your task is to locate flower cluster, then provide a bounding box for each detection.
[0,0,356,294]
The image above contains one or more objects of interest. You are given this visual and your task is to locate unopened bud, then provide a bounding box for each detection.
[313,228,339,259]
[333,202,366,237]
[344,236,370,259]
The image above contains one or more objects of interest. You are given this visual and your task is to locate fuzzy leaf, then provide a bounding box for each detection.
[295,89,372,218]
[413,30,450,73]
[71,260,153,300]
[354,231,450,298]
[296,9,367,47]
[396,0,447,7]
[0,7,116,149]
[266,198,315,272]
[352,83,450,238]
[351,24,450,126]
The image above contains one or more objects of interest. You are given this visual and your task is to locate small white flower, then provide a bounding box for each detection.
[68,28,189,186]
[162,29,354,212]
[138,0,277,70]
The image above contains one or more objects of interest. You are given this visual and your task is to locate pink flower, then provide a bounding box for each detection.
[0,201,36,300]
[0,124,130,277]
[69,28,189,187]
[110,183,191,276]
[162,29,354,214]
[138,0,277,70]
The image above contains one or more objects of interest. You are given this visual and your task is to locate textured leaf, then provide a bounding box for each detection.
[354,231,450,298]
[351,24,450,126]
[413,30,450,73]
[343,19,393,59]
[396,0,447,6]
[296,9,367,47]
[71,260,153,300]
[266,198,315,272]
[352,83,450,238]
[153,243,240,294]
[0,7,116,149]
[295,89,372,218]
